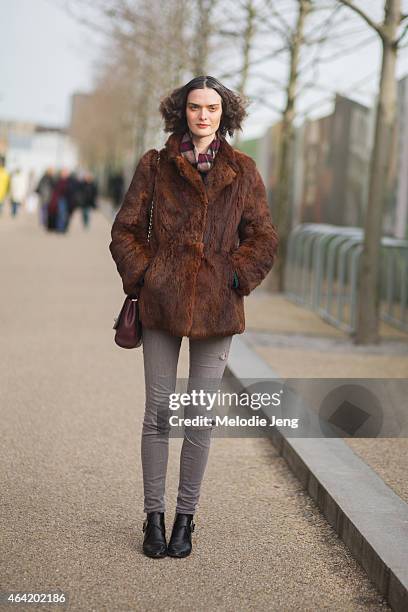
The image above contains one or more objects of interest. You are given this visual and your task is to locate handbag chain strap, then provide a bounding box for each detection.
[147,150,160,244]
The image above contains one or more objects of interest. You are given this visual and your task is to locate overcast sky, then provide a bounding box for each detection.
[1,0,408,140]
[1,0,95,127]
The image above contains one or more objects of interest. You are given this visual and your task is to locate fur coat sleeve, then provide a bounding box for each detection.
[109,149,157,296]
[230,160,279,296]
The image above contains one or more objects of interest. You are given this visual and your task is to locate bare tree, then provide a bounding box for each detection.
[338,0,408,344]
[61,0,194,169]
[191,0,219,74]
[246,0,344,292]
[225,0,258,147]
[273,0,312,292]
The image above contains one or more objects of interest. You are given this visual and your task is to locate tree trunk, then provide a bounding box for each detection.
[354,0,399,344]
[192,0,216,74]
[275,0,311,292]
[233,0,256,149]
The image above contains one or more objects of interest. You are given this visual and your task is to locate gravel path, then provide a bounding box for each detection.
[0,207,390,611]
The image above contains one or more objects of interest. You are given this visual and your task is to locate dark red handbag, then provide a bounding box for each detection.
[113,296,142,349]
[113,150,160,349]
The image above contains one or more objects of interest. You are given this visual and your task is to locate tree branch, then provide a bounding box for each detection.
[263,0,293,36]
[337,0,384,38]
[396,22,408,46]
[249,93,284,114]
[312,32,378,64]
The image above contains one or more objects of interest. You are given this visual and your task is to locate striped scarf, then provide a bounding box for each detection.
[180,129,221,173]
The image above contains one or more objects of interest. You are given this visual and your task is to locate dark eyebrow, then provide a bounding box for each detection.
[188,102,220,107]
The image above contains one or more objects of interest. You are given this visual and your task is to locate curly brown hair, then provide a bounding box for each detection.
[159,76,250,138]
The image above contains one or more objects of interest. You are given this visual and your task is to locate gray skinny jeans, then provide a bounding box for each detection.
[141,326,233,515]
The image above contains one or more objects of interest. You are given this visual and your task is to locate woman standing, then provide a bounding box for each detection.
[109,76,279,559]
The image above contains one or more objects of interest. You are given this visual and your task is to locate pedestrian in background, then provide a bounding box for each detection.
[108,171,124,210]
[10,168,28,217]
[49,169,70,232]
[36,168,55,228]
[80,171,98,229]
[109,75,279,559]
[0,156,10,216]
[66,170,82,228]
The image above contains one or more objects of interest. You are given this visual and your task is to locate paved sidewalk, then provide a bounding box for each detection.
[0,207,390,611]
[244,291,408,378]
[243,290,408,506]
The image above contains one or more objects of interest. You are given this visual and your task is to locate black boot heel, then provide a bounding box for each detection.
[142,511,167,558]
[167,513,196,558]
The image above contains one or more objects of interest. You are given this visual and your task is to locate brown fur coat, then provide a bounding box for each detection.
[109,132,279,339]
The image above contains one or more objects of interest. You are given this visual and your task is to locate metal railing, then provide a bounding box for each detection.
[284,223,408,334]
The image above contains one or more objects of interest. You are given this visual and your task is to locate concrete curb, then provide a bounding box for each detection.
[226,334,408,612]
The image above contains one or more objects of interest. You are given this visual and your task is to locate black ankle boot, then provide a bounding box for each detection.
[142,511,167,558]
[167,513,196,558]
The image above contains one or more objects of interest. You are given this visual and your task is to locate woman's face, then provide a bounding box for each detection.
[185,88,223,139]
